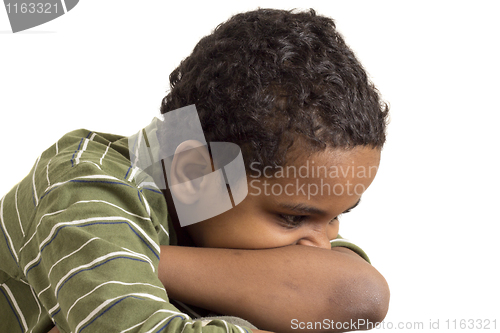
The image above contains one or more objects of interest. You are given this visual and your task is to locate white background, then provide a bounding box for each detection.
[1,1,499,332]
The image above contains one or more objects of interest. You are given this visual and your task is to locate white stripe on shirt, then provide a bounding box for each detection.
[15,184,25,237]
[179,320,195,333]
[75,293,167,333]
[120,246,155,271]
[48,302,59,315]
[128,167,141,182]
[73,200,151,221]
[160,224,169,237]
[44,174,125,195]
[75,138,90,166]
[32,156,41,206]
[37,284,51,298]
[145,313,187,333]
[78,160,103,170]
[47,237,100,278]
[141,192,152,217]
[120,311,189,333]
[40,215,160,257]
[28,282,43,326]
[19,208,66,254]
[67,280,166,320]
[235,325,246,333]
[23,216,158,276]
[0,195,19,263]
[46,158,52,187]
[100,142,112,165]
[0,283,28,332]
[54,251,156,297]
[20,199,152,256]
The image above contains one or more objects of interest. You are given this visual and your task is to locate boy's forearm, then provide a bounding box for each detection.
[158,245,389,333]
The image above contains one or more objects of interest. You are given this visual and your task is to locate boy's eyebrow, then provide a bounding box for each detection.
[278,198,361,216]
[278,203,327,215]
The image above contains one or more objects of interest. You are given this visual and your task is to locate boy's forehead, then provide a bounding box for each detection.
[246,146,381,207]
[251,146,381,179]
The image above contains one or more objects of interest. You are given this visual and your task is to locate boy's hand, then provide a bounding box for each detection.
[158,245,389,333]
[47,326,60,333]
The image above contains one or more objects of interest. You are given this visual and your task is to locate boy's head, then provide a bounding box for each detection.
[160,8,388,249]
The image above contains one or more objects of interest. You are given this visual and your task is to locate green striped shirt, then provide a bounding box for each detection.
[0,129,256,333]
[0,128,369,333]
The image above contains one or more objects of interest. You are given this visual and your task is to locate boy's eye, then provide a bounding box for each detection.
[278,214,307,229]
[278,215,340,229]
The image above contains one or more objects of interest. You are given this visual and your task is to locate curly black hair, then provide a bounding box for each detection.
[160,8,388,174]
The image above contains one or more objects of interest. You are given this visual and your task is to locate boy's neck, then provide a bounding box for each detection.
[162,189,196,247]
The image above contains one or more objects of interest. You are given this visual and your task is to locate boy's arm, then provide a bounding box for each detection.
[158,245,389,333]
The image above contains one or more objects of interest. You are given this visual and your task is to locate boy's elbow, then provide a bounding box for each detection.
[329,266,390,330]
[353,271,390,328]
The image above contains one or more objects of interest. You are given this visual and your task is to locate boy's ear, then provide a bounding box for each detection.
[169,140,213,205]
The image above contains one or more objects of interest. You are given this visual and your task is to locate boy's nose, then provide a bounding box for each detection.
[296,233,332,250]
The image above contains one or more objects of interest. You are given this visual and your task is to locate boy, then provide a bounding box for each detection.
[0,8,389,333]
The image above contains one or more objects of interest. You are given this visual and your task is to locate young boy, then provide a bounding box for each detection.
[0,8,389,333]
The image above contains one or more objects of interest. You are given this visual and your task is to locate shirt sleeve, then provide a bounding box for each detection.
[19,162,253,333]
[330,234,371,264]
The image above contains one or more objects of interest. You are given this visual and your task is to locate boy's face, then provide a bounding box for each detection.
[185,146,380,250]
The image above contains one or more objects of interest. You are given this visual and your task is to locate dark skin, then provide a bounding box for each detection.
[49,146,389,333]
[160,146,389,332]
